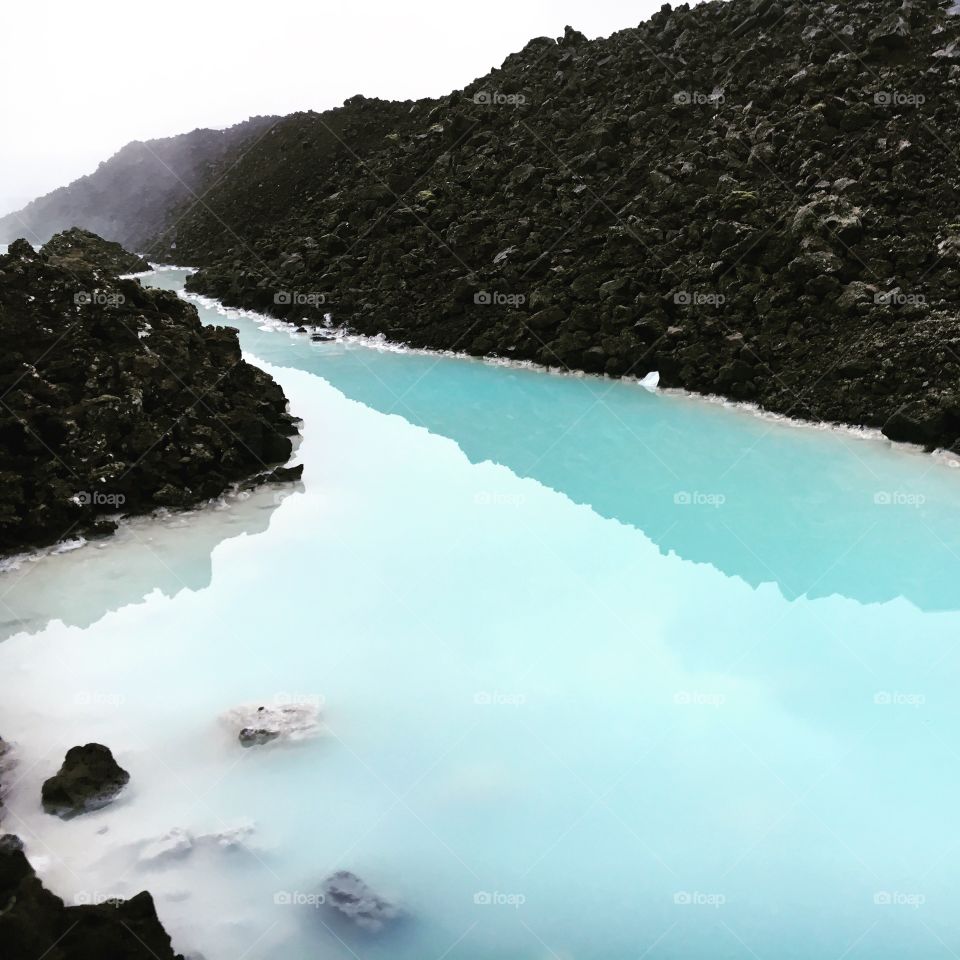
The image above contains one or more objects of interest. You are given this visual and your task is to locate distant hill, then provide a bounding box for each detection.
[0,116,277,251]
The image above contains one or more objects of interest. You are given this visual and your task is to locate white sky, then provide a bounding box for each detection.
[0,0,705,214]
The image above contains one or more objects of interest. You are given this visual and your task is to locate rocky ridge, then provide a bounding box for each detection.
[137,0,960,451]
[0,117,277,249]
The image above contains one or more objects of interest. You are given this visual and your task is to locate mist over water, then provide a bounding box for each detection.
[3,269,960,959]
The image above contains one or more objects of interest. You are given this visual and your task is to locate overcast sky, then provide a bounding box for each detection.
[0,1,706,215]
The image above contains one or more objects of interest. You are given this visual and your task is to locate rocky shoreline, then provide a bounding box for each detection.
[0,232,301,555]
[136,0,960,453]
[0,742,184,960]
[7,2,960,451]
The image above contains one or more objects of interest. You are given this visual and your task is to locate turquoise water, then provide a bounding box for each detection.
[2,268,960,959]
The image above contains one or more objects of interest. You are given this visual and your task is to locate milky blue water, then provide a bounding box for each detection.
[3,267,960,959]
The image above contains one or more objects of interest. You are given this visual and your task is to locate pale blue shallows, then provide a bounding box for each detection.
[2,267,960,960]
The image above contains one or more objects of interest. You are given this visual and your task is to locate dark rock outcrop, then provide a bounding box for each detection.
[0,833,184,960]
[44,227,151,274]
[0,237,300,555]
[126,0,960,453]
[321,871,401,932]
[41,744,130,818]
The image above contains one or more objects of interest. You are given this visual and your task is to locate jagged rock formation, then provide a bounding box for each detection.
[0,834,184,960]
[0,117,276,249]
[138,0,960,451]
[44,227,152,274]
[0,237,300,555]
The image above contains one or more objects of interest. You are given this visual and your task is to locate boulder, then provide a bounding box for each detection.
[321,871,401,932]
[41,744,130,818]
[881,402,948,448]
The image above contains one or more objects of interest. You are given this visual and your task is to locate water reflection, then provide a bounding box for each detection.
[144,271,960,613]
[0,485,295,640]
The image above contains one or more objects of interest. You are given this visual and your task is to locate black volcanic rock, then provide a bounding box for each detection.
[0,833,184,960]
[124,0,960,454]
[41,744,130,818]
[0,236,301,555]
[44,227,151,274]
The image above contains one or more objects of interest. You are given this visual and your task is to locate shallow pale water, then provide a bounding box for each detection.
[3,268,960,959]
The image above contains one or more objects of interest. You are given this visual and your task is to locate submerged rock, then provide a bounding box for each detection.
[321,871,401,932]
[43,226,152,274]
[138,821,255,864]
[41,744,130,818]
[0,833,184,960]
[225,703,321,747]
